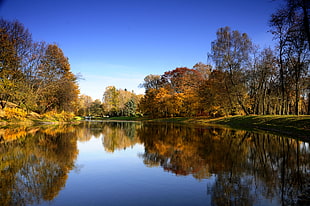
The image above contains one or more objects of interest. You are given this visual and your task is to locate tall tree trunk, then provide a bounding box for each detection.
[279,50,285,115]
[237,95,249,115]
[308,93,310,115]
[255,97,260,115]
[294,65,300,115]
[295,85,299,115]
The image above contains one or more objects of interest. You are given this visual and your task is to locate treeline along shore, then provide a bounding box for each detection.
[95,0,309,119]
[0,0,309,135]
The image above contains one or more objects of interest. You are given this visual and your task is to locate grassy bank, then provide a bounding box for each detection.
[194,115,309,140]
[123,115,310,140]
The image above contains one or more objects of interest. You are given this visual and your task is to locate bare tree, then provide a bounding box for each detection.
[209,26,253,115]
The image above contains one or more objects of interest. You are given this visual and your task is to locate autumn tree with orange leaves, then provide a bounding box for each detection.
[0,19,80,114]
[139,67,204,117]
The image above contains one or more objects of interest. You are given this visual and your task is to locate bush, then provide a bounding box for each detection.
[43,111,75,122]
[3,107,27,120]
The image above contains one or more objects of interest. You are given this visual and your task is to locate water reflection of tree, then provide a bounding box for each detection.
[3,122,307,205]
[210,174,255,206]
[0,125,79,206]
[0,126,39,142]
[247,134,310,205]
[101,122,141,152]
[74,121,141,152]
[138,123,310,205]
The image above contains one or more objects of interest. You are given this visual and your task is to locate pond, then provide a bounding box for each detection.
[0,121,309,206]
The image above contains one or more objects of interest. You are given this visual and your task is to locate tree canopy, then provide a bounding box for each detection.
[139,24,309,117]
[0,19,80,114]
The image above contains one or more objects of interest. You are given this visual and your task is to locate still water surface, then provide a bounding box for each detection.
[0,121,309,206]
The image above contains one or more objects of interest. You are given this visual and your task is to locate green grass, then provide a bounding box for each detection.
[74,116,84,121]
[144,117,191,122]
[106,116,141,121]
[209,115,310,139]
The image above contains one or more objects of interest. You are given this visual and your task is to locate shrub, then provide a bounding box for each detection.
[43,111,75,122]
[3,108,27,120]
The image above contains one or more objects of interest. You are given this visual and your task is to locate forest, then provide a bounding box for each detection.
[0,18,79,118]
[138,0,309,118]
[0,0,309,119]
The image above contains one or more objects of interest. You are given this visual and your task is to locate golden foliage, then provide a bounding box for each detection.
[0,124,79,205]
[42,111,75,122]
[3,107,27,120]
[0,127,27,142]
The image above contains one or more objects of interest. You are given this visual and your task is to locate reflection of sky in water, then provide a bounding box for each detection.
[77,134,143,160]
[302,142,309,150]
[47,135,213,206]
[5,123,305,206]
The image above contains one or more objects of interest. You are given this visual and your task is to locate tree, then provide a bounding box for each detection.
[270,9,291,114]
[193,62,212,80]
[286,22,309,115]
[89,99,104,117]
[124,98,137,117]
[118,89,133,116]
[285,0,310,50]
[139,74,161,92]
[0,19,33,109]
[198,69,232,116]
[270,4,309,115]
[248,48,278,115]
[77,94,93,116]
[139,67,204,117]
[36,44,79,113]
[0,27,19,109]
[160,67,202,93]
[139,88,159,118]
[102,86,141,117]
[0,19,80,114]
[102,86,120,116]
[161,67,203,116]
[17,41,47,112]
[209,26,253,115]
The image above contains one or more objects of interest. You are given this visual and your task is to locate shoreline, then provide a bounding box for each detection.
[146,115,310,141]
[1,115,309,141]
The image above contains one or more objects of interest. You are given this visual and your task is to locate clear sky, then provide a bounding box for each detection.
[0,0,281,100]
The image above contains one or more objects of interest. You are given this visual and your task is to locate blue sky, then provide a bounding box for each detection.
[0,0,281,100]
